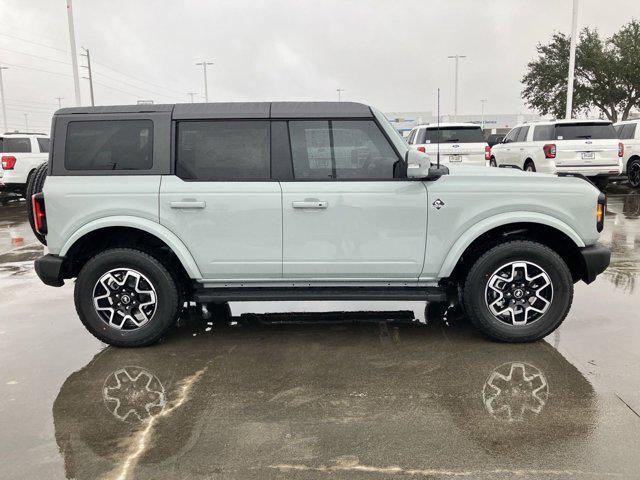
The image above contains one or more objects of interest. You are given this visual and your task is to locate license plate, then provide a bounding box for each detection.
[581,152,595,160]
[449,154,462,162]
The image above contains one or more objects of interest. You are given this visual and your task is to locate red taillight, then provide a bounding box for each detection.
[417,146,426,153]
[543,144,556,159]
[31,193,47,235]
[618,142,624,158]
[1,155,17,170]
[484,145,491,161]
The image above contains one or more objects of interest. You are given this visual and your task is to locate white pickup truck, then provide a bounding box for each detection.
[406,123,490,167]
[489,120,623,189]
[614,119,640,188]
[0,132,50,197]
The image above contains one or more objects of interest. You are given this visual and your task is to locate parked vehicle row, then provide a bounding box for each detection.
[0,132,50,196]
[28,101,610,347]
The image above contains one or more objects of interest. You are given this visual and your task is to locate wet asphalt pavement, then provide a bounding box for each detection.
[0,188,639,480]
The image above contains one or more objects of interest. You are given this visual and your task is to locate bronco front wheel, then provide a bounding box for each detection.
[463,240,573,343]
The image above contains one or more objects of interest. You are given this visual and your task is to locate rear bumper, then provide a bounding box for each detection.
[554,165,622,177]
[579,244,611,284]
[34,254,65,287]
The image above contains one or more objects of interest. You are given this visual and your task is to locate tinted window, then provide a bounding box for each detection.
[516,126,529,142]
[423,127,484,144]
[533,124,555,141]
[65,120,152,170]
[289,120,401,180]
[37,138,50,153]
[618,123,637,140]
[555,122,616,140]
[3,137,31,153]
[503,128,520,143]
[177,121,269,181]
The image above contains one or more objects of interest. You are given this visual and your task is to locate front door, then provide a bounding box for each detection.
[160,120,282,279]
[280,119,428,280]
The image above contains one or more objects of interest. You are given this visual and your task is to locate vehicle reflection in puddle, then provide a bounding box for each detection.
[52,311,598,480]
[600,193,640,294]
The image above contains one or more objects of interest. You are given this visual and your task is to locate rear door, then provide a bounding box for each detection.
[159,120,282,279]
[277,118,428,280]
[554,122,620,168]
[494,127,519,166]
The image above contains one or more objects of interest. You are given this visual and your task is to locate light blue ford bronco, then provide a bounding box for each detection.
[29,102,610,347]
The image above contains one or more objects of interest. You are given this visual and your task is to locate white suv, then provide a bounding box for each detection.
[614,119,640,188]
[406,123,489,167]
[490,120,623,188]
[0,132,50,196]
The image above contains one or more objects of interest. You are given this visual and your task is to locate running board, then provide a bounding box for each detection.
[193,286,446,303]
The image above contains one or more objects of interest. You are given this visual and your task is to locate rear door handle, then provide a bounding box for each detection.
[170,200,206,209]
[292,200,328,209]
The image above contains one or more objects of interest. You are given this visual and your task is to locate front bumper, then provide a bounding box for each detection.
[34,254,65,287]
[579,244,611,284]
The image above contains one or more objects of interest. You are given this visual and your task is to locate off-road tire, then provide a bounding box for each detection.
[74,248,180,347]
[462,240,573,343]
[25,161,48,245]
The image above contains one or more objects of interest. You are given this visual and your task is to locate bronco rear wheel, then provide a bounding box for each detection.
[463,240,573,343]
[75,248,180,347]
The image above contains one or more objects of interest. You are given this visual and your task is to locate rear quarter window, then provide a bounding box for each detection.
[533,125,555,141]
[37,138,50,153]
[65,120,153,171]
[3,137,32,153]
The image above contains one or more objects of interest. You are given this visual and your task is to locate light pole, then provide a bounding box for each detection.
[0,66,8,132]
[447,54,466,121]
[565,0,579,119]
[55,97,64,108]
[66,0,82,106]
[24,113,29,133]
[480,99,487,130]
[196,61,213,102]
[186,92,198,103]
[81,47,95,106]
[336,88,345,102]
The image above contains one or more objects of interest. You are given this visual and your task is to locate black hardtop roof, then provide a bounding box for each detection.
[55,101,373,119]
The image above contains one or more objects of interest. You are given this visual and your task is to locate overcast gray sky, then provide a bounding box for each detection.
[1,0,640,131]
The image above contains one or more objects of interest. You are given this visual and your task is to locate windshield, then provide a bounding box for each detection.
[423,127,484,144]
[554,122,616,140]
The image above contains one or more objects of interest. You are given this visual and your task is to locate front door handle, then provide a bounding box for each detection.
[292,200,328,209]
[170,200,206,209]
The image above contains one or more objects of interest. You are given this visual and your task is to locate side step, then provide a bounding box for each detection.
[193,286,446,303]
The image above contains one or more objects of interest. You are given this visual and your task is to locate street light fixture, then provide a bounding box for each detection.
[196,61,213,102]
[447,54,466,121]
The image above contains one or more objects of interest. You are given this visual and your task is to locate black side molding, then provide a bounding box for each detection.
[194,286,446,303]
[34,254,65,287]
[579,244,611,284]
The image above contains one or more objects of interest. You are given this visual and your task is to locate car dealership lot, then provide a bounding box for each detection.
[0,189,639,479]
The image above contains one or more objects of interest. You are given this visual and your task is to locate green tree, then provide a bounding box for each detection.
[522,20,640,122]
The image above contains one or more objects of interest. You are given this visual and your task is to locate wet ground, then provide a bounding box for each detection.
[0,188,639,480]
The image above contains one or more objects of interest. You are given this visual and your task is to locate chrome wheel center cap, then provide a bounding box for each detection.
[513,289,524,299]
[121,295,131,305]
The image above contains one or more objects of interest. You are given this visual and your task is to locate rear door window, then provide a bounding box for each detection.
[3,137,32,153]
[555,122,616,140]
[407,129,417,144]
[65,120,153,170]
[289,120,401,180]
[37,138,50,153]
[618,123,637,140]
[423,127,484,144]
[176,120,270,181]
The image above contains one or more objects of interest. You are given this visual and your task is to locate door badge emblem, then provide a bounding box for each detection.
[432,199,445,210]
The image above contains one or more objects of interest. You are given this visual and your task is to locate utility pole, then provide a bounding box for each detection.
[186,92,198,103]
[336,88,345,102]
[55,97,64,108]
[447,54,466,121]
[81,47,95,106]
[24,113,29,133]
[195,61,213,102]
[480,99,487,130]
[66,0,82,106]
[0,66,8,133]
[566,0,579,119]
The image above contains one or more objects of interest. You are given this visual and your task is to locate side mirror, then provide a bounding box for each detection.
[406,149,431,179]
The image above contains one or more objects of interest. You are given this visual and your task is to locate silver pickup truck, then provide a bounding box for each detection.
[30,102,610,347]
